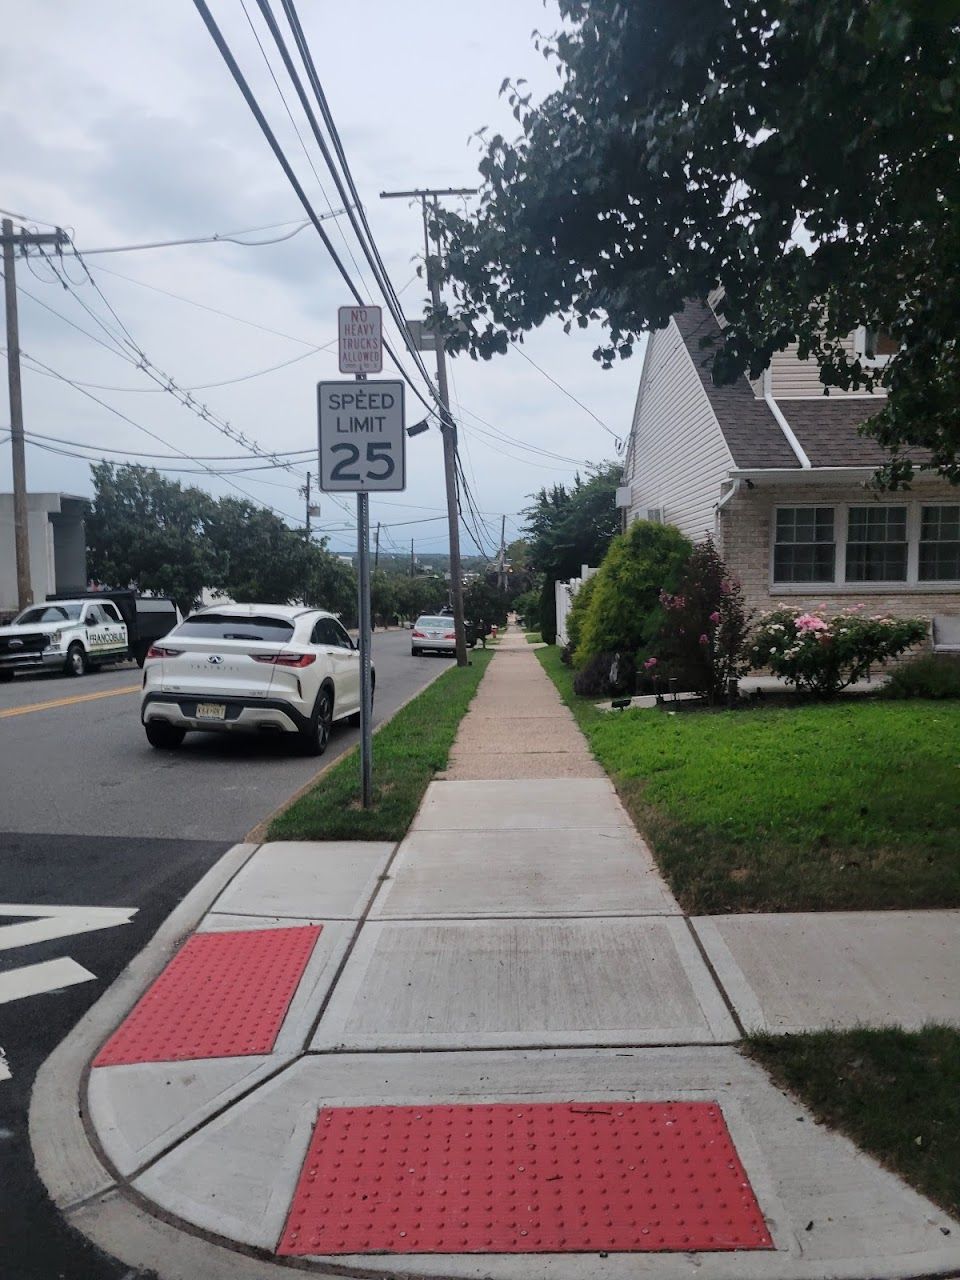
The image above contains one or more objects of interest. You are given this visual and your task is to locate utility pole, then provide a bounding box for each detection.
[410,538,415,578]
[380,186,477,666]
[498,514,507,592]
[374,521,380,569]
[304,470,311,536]
[2,218,68,611]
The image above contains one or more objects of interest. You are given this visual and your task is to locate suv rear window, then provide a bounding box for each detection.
[175,614,295,642]
[416,617,448,628]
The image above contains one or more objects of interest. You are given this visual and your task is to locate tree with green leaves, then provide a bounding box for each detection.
[86,462,223,616]
[207,497,314,605]
[522,463,621,640]
[435,1,960,485]
[87,462,352,618]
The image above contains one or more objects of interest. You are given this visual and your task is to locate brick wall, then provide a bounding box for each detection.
[717,481,960,648]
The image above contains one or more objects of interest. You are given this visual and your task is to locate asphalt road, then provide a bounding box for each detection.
[0,628,445,839]
[0,628,448,1278]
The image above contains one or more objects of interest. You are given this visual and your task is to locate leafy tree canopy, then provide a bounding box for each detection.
[86,463,223,616]
[87,463,351,617]
[523,462,621,582]
[434,0,960,484]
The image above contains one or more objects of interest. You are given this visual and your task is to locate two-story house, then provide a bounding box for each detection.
[620,298,960,648]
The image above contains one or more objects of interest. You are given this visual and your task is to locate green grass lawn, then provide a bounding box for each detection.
[746,1027,960,1219]
[537,646,960,912]
[269,649,494,842]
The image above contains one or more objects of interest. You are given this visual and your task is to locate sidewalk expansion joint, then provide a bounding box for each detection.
[303,1038,740,1056]
[682,915,747,1040]
[301,837,408,1049]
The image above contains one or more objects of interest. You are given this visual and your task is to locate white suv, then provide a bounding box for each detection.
[140,604,370,754]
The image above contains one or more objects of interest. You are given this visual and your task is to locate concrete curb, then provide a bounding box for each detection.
[28,839,369,1279]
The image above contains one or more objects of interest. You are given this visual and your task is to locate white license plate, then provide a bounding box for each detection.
[196,703,226,720]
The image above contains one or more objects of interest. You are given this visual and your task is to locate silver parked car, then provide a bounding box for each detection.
[410,614,457,656]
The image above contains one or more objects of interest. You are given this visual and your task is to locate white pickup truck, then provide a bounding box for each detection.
[0,598,131,680]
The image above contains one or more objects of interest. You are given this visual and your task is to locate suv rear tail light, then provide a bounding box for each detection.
[146,645,182,659]
[412,630,426,639]
[253,653,317,667]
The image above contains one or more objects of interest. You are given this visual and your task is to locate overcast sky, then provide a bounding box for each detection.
[0,1,640,557]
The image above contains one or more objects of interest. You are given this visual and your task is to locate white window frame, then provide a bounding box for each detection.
[854,325,895,369]
[770,501,960,593]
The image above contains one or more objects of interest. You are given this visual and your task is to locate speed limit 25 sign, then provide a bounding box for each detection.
[317,380,406,492]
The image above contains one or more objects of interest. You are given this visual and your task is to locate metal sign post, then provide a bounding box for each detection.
[356,474,373,807]
[319,323,405,808]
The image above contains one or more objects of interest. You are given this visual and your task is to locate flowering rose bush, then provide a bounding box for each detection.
[642,540,752,703]
[749,606,928,695]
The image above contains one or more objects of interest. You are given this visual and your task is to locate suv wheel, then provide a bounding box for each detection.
[300,687,333,756]
[65,643,87,677]
[145,721,186,749]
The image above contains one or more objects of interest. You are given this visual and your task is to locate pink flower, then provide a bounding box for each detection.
[643,657,658,669]
[709,610,721,624]
[699,633,709,645]
[795,612,828,633]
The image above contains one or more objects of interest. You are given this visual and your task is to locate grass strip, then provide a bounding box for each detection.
[745,1027,960,1219]
[269,648,494,842]
[537,645,960,912]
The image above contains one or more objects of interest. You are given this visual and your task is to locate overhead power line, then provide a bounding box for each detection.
[12,348,304,522]
[191,0,436,416]
[509,340,623,446]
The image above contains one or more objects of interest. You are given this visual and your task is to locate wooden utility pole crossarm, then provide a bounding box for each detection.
[2,219,69,611]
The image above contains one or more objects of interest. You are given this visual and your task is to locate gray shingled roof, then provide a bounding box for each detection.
[673,301,895,471]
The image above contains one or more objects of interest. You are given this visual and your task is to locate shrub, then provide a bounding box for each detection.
[512,587,541,628]
[565,573,598,655]
[575,520,691,666]
[644,539,751,703]
[750,606,928,696]
[572,650,636,698]
[882,653,960,699]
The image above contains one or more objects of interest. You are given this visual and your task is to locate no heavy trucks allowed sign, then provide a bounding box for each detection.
[338,304,382,374]
[317,380,406,492]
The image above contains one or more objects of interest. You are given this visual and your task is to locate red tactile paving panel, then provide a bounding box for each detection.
[277,1100,773,1256]
[93,926,321,1066]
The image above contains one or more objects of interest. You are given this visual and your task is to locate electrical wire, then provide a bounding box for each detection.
[13,348,305,521]
[262,0,439,398]
[19,427,315,462]
[92,262,335,349]
[191,0,436,416]
[238,0,375,301]
[509,339,623,446]
[63,215,348,256]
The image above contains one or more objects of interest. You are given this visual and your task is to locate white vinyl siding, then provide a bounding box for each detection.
[748,332,886,400]
[623,320,734,543]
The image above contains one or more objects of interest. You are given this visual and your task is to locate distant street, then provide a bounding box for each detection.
[0,627,446,1279]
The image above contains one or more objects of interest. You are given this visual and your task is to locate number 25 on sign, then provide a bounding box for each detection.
[317,380,406,493]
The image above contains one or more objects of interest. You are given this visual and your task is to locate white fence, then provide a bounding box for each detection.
[555,564,597,647]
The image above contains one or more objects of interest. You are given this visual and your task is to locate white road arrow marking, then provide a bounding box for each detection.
[0,903,137,951]
[0,957,96,1006]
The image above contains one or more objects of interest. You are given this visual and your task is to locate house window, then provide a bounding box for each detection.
[846,506,907,581]
[919,505,960,581]
[773,507,836,583]
[856,325,897,365]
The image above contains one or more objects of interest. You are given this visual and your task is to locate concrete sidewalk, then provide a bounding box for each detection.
[38,627,960,1279]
